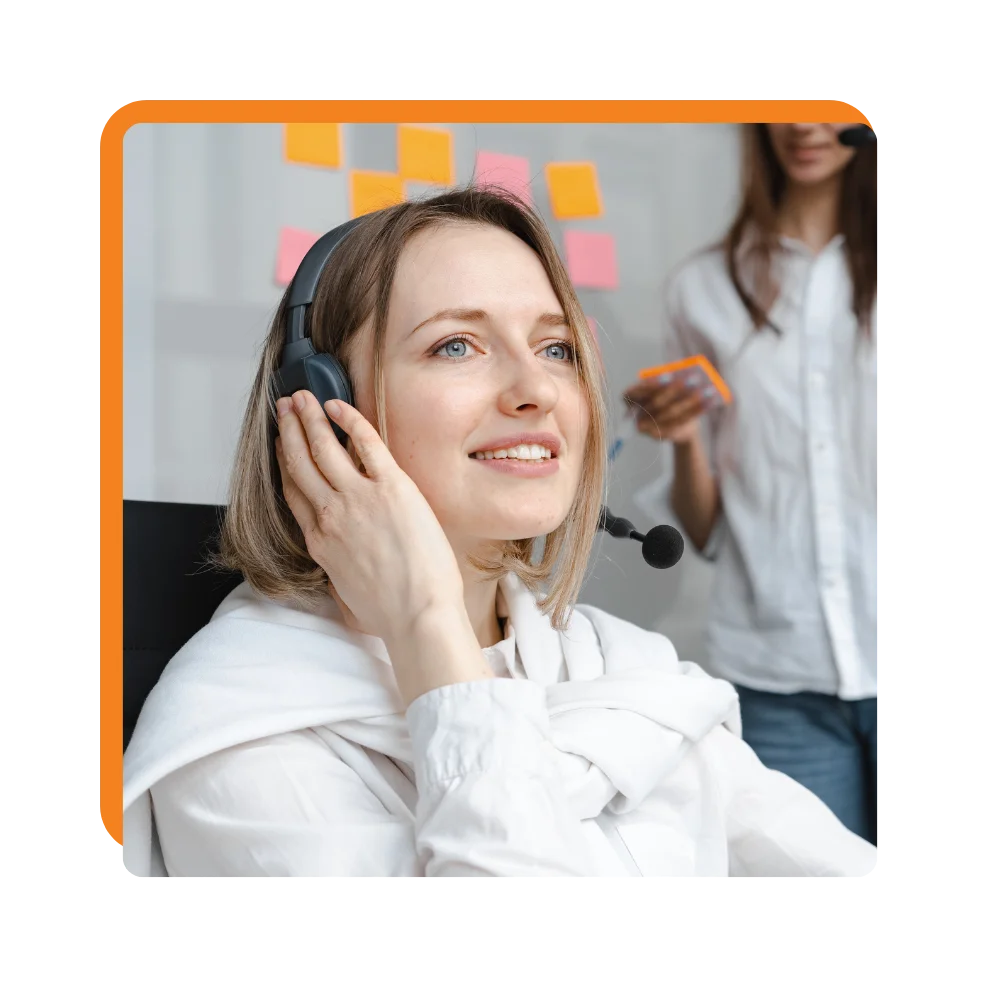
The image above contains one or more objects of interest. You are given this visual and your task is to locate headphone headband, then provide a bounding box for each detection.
[285,216,367,345]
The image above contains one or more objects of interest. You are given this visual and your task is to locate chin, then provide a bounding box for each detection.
[469,506,569,543]
[787,162,841,187]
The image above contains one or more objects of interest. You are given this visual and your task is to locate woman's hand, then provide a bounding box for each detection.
[621,377,707,445]
[274,390,466,645]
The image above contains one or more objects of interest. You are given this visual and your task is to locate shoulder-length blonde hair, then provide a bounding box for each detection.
[212,186,609,631]
[723,123,876,337]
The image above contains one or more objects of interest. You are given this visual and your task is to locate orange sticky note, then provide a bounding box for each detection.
[545,162,603,219]
[398,125,454,185]
[276,227,320,286]
[284,123,343,169]
[350,170,405,218]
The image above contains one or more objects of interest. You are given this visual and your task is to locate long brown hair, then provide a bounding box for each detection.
[211,186,609,631]
[723,124,876,336]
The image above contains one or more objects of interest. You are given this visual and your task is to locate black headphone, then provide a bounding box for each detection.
[270,216,369,448]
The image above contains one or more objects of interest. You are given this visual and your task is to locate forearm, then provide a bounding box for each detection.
[669,436,721,551]
[383,604,494,707]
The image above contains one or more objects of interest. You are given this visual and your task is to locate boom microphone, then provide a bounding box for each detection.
[838,125,876,147]
[598,506,685,569]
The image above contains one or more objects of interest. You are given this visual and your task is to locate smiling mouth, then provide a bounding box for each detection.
[469,447,555,463]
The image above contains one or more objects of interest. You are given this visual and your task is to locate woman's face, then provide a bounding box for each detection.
[348,222,590,555]
[766,123,857,187]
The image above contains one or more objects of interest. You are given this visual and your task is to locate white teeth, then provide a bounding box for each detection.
[472,445,554,461]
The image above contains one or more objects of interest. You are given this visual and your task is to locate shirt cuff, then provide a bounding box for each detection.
[405,679,551,790]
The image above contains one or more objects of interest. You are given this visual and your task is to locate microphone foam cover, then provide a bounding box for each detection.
[642,524,685,568]
[838,125,876,147]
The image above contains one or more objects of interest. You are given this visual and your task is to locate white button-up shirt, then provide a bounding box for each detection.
[658,236,876,700]
[146,612,874,876]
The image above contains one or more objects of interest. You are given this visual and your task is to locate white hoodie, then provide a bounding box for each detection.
[123,572,876,876]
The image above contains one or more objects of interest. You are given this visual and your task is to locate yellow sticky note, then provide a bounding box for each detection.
[398,125,454,185]
[350,170,405,218]
[284,123,343,169]
[545,162,603,219]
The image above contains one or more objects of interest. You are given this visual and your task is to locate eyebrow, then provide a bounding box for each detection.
[407,308,570,340]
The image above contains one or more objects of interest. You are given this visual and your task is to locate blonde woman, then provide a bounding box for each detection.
[124,188,875,876]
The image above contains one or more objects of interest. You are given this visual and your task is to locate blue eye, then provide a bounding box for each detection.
[435,339,470,358]
[546,342,576,361]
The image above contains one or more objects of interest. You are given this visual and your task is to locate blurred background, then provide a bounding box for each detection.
[122,121,744,664]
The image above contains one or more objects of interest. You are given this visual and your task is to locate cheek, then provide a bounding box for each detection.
[383,394,470,487]
[834,148,856,173]
[561,388,591,445]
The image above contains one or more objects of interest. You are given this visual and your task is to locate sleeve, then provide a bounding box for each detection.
[149,729,422,876]
[405,680,599,876]
[702,725,877,876]
[149,680,601,877]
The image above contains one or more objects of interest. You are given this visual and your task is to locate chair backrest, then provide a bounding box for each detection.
[123,500,243,751]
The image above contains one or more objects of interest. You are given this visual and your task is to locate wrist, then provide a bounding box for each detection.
[383,601,469,650]
[383,604,493,707]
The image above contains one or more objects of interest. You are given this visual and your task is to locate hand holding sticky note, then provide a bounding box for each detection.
[617,355,731,451]
[637,356,732,409]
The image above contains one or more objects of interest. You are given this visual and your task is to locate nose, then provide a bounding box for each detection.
[495,348,561,418]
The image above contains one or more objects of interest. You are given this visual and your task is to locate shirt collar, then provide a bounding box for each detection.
[778,232,846,256]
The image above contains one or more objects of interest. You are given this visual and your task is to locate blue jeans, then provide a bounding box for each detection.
[734,686,877,845]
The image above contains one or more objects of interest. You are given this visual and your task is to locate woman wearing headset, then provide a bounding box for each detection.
[124,185,875,875]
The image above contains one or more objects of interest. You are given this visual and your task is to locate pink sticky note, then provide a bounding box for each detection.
[564,230,619,290]
[276,226,320,286]
[474,151,533,203]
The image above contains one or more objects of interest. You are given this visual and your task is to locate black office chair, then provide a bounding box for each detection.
[123,500,243,751]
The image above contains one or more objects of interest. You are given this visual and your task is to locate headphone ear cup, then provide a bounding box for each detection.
[303,354,354,448]
[272,352,355,448]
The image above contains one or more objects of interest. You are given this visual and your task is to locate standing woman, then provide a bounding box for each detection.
[623,123,876,843]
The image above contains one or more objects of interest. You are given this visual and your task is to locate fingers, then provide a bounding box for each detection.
[634,390,705,440]
[639,398,704,432]
[290,391,359,489]
[625,382,699,420]
[275,394,342,513]
[624,379,691,411]
[275,438,318,536]
[320,398,397,481]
